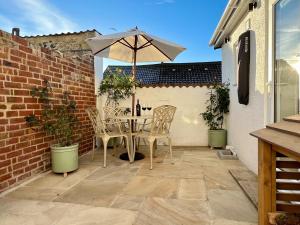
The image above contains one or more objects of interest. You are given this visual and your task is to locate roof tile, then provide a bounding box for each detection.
[104,61,221,87]
[23,29,101,38]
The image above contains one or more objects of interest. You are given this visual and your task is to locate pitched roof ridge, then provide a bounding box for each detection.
[23,29,101,38]
[106,61,221,69]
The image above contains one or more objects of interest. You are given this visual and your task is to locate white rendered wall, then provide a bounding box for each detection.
[94,56,104,148]
[94,56,104,110]
[221,1,267,174]
[101,86,210,146]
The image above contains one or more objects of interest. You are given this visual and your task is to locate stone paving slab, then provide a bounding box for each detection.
[229,169,258,208]
[1,147,258,225]
[0,198,137,225]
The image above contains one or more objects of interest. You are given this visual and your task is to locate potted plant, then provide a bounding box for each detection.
[99,68,139,106]
[25,80,79,176]
[201,82,230,149]
[99,68,138,147]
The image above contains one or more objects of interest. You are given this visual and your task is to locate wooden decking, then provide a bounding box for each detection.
[251,114,300,225]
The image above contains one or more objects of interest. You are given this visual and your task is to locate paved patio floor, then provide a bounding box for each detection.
[0,146,258,225]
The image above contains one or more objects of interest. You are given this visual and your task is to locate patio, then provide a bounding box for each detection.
[0,146,257,225]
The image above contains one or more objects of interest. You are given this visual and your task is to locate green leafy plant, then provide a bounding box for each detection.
[99,68,139,106]
[201,82,230,130]
[275,213,300,225]
[25,80,79,147]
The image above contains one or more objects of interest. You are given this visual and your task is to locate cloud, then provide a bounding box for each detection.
[279,0,292,8]
[0,0,77,35]
[0,14,14,32]
[145,0,175,5]
[278,28,300,33]
[155,0,175,5]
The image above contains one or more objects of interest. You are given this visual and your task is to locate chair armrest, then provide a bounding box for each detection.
[135,122,152,126]
[103,120,123,126]
[103,120,124,133]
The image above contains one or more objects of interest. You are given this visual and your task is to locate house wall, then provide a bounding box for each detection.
[24,30,99,58]
[221,0,267,174]
[100,86,210,146]
[25,31,104,97]
[0,30,96,193]
[94,56,103,95]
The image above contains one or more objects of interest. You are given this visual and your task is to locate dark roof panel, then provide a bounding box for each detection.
[104,62,221,87]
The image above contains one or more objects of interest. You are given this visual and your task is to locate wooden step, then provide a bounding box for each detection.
[267,121,300,138]
[284,114,300,123]
[251,128,300,161]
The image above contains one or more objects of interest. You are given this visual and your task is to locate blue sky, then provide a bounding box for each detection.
[0,0,227,70]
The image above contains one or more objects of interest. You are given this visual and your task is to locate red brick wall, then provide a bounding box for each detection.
[0,30,96,192]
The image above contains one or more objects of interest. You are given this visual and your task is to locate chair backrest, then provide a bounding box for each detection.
[150,105,176,135]
[85,107,106,135]
[103,106,123,130]
[103,106,122,122]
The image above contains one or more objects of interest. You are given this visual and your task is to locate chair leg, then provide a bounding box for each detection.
[103,137,109,168]
[148,138,155,170]
[154,139,158,150]
[122,137,126,148]
[137,137,140,151]
[142,138,147,146]
[112,138,117,157]
[125,136,132,163]
[92,135,95,160]
[153,139,158,157]
[132,136,137,162]
[168,137,174,164]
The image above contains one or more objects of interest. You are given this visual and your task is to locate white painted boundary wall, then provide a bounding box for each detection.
[99,86,210,146]
[221,0,267,174]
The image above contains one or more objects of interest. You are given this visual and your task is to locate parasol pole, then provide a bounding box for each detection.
[131,33,138,116]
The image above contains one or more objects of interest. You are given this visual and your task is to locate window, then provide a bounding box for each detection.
[274,0,300,121]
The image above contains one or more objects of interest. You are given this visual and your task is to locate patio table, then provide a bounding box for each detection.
[116,114,153,161]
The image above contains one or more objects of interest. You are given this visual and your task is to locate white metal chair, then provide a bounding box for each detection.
[103,105,130,149]
[85,107,131,167]
[133,105,176,169]
[103,106,121,121]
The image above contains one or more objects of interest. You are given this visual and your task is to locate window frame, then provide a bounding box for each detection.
[273,0,300,121]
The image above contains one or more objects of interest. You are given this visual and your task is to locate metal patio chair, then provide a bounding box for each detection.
[85,107,131,167]
[133,105,176,169]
